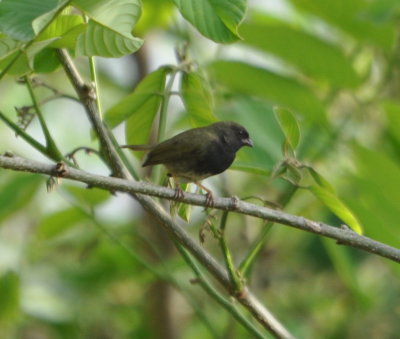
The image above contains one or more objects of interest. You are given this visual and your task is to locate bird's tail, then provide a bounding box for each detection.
[120,144,154,151]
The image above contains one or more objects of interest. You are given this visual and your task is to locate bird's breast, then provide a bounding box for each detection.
[165,142,235,181]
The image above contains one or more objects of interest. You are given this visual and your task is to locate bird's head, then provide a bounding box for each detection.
[213,121,254,152]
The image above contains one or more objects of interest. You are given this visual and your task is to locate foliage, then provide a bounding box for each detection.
[0,0,400,338]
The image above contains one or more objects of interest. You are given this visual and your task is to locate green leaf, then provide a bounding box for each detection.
[284,163,302,184]
[105,66,172,145]
[209,61,326,124]
[343,145,400,247]
[0,272,20,321]
[37,14,85,49]
[240,19,361,88]
[0,35,23,59]
[306,166,335,193]
[289,0,396,51]
[135,0,174,34]
[37,207,88,239]
[0,0,61,41]
[310,185,363,234]
[230,164,271,176]
[0,38,58,74]
[0,173,42,224]
[75,21,143,57]
[181,71,218,127]
[64,185,110,206]
[382,100,400,148]
[73,0,143,57]
[274,107,301,150]
[322,238,368,306]
[172,0,246,43]
[33,48,60,73]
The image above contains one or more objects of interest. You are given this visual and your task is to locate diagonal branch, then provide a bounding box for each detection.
[1,154,399,266]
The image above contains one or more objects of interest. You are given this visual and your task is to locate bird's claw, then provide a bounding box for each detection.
[205,192,214,208]
[230,195,240,210]
[173,187,184,201]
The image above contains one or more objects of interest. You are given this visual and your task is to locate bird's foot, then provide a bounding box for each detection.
[173,187,185,201]
[204,192,214,208]
[230,195,240,210]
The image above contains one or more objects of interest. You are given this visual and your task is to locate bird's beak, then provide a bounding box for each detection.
[243,138,254,147]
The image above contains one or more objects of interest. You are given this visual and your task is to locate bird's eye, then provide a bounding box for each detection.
[238,129,247,137]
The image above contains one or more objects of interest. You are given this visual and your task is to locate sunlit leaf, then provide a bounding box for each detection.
[37,14,85,49]
[310,185,363,234]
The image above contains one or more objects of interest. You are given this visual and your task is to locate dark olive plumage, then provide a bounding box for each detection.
[121,121,253,205]
[142,121,253,181]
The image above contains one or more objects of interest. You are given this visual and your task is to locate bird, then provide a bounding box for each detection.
[121,121,253,206]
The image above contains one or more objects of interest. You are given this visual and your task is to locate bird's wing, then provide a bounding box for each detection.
[143,128,218,166]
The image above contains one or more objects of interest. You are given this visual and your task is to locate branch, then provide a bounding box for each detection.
[1,154,399,266]
[0,154,295,339]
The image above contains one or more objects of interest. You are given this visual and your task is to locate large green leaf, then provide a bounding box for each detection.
[0,35,23,59]
[172,0,246,43]
[240,20,361,88]
[289,0,395,51]
[105,66,172,144]
[0,38,58,74]
[209,61,326,123]
[0,173,42,224]
[73,0,143,57]
[181,71,218,127]
[75,21,142,57]
[0,0,61,41]
[382,100,400,149]
[64,185,110,206]
[343,146,400,247]
[37,207,88,239]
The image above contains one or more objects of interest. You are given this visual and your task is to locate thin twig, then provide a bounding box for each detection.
[176,243,266,339]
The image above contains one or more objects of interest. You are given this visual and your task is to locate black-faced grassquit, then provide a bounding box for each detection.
[121,121,253,205]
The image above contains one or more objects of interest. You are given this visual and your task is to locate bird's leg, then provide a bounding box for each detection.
[168,174,184,201]
[195,182,214,207]
[173,187,184,200]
